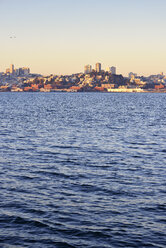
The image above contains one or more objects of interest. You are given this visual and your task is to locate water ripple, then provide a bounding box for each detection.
[0,92,166,248]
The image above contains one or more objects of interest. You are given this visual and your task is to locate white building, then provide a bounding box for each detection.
[84,64,92,74]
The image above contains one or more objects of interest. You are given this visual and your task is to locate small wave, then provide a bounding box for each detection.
[37,170,78,180]
[0,214,49,229]
[141,204,166,213]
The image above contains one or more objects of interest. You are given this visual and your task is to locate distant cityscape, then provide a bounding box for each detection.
[0,63,165,92]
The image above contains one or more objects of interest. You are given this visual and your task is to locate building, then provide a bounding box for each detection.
[6,68,10,74]
[101,83,115,89]
[22,67,30,75]
[84,64,92,74]
[18,67,30,75]
[95,63,101,73]
[110,66,116,75]
[10,64,14,74]
[15,69,19,76]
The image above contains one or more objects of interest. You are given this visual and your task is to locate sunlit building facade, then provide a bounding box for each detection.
[10,64,14,74]
[84,65,92,74]
[95,63,101,73]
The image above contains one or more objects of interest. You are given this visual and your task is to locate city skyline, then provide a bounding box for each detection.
[2,62,164,78]
[1,61,166,93]
[0,0,166,76]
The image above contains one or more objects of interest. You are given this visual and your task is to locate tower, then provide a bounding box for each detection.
[10,64,14,74]
[110,66,116,75]
[84,65,92,74]
[95,63,101,73]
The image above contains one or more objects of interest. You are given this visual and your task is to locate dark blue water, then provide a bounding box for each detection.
[0,92,166,248]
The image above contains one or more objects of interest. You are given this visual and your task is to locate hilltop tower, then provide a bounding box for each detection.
[84,65,92,74]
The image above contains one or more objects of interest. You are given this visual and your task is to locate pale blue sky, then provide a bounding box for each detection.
[0,0,165,75]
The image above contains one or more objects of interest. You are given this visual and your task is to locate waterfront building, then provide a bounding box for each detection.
[95,63,101,73]
[102,83,115,89]
[84,65,92,74]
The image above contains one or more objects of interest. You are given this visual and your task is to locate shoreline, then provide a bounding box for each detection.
[0,90,166,93]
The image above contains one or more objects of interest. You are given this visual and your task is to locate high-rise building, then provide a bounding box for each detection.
[84,65,92,74]
[10,64,14,74]
[22,67,30,75]
[95,63,101,73]
[110,66,116,75]
[18,67,30,75]
[15,69,19,76]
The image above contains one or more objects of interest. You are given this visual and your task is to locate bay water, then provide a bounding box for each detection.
[0,92,166,247]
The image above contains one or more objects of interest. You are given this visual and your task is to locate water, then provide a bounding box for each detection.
[0,92,166,248]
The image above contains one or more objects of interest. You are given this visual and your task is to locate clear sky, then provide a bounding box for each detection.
[0,0,165,76]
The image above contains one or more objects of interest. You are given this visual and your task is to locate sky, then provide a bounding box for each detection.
[0,0,166,76]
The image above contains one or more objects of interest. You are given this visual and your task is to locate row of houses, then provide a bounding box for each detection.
[0,70,166,92]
